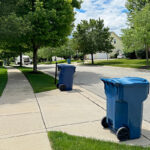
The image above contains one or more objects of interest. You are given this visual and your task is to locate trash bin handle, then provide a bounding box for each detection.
[102,80,119,86]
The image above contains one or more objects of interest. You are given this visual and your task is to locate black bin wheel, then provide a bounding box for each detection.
[101,117,109,128]
[116,127,129,141]
[59,84,66,91]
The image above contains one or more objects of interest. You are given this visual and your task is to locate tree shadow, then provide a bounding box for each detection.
[74,70,110,86]
[37,65,55,70]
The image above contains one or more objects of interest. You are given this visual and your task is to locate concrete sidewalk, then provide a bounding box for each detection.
[0,67,150,149]
[36,85,150,147]
[0,67,51,150]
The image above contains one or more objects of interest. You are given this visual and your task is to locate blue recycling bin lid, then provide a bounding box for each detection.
[57,64,76,72]
[58,64,75,68]
[101,77,149,86]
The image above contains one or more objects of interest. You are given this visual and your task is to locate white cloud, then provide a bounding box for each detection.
[74,0,128,36]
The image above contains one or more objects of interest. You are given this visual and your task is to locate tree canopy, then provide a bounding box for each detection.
[122,1,150,65]
[73,19,113,64]
[54,39,76,59]
[0,0,81,71]
[126,0,150,13]
[132,4,150,65]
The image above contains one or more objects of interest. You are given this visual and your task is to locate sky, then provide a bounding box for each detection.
[74,0,128,36]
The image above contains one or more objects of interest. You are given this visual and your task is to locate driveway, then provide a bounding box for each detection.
[36,64,150,123]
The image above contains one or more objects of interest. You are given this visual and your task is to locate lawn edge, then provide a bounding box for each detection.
[0,67,8,97]
[17,66,57,93]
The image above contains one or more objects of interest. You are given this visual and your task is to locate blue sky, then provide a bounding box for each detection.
[74,0,128,35]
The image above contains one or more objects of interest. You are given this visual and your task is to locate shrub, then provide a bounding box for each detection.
[110,51,119,58]
[124,51,136,59]
[0,60,3,66]
[135,49,148,59]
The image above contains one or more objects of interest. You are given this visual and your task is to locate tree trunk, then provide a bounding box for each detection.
[7,58,10,66]
[20,52,22,67]
[91,53,94,65]
[33,47,38,72]
[146,45,149,66]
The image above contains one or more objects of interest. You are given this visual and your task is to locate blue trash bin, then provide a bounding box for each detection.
[57,64,76,91]
[67,59,71,64]
[101,77,149,141]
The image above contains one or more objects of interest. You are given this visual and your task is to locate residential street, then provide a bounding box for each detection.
[36,64,150,123]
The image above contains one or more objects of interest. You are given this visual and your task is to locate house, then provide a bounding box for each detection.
[86,32,124,59]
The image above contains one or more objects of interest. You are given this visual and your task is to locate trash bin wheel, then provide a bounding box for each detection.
[101,117,109,128]
[59,84,66,91]
[116,127,129,141]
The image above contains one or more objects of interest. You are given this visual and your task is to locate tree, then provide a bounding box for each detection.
[122,28,137,53]
[54,39,76,59]
[0,0,81,72]
[73,19,113,64]
[132,4,150,66]
[0,49,18,65]
[38,47,54,61]
[122,4,150,66]
[126,0,150,13]
[18,0,81,72]
[0,13,31,66]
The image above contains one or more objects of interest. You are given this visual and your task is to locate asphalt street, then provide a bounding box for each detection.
[36,64,150,123]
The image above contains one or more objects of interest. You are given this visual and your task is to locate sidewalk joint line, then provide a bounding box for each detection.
[0,111,39,117]
[142,134,150,142]
[34,94,48,131]
[143,119,150,124]
[0,131,46,140]
[47,119,100,129]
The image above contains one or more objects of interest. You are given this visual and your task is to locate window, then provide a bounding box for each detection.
[114,39,116,44]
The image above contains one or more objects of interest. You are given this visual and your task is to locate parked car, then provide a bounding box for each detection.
[117,54,125,59]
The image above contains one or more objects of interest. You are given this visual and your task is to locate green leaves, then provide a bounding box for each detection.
[73,18,113,55]
[0,0,82,70]
[0,12,31,56]
[123,4,150,50]
[54,39,76,59]
[123,1,150,66]
[38,47,54,59]
[126,0,150,13]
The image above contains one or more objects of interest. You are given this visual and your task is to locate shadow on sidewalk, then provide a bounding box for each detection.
[123,129,150,146]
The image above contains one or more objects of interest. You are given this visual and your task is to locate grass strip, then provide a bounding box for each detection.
[0,67,8,96]
[39,59,83,65]
[18,67,57,93]
[86,59,150,69]
[48,131,150,150]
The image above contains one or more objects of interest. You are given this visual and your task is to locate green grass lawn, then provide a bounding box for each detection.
[0,67,8,96]
[39,59,83,65]
[86,59,150,69]
[48,131,150,150]
[18,67,57,93]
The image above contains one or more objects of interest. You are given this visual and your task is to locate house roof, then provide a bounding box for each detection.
[111,32,121,40]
